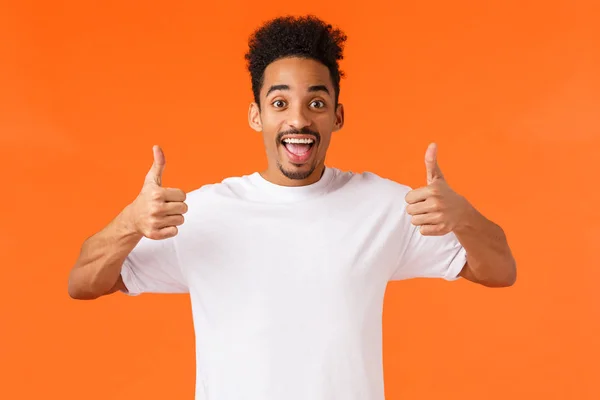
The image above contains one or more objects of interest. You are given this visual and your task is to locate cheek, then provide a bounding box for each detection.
[260,120,286,154]
[316,113,337,133]
[260,113,285,133]
[315,121,334,144]
[317,136,332,153]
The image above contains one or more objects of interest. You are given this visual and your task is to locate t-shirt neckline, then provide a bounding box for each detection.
[246,166,336,203]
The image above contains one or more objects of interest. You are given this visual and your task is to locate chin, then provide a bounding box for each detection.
[277,161,317,181]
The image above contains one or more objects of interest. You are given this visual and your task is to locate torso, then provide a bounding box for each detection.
[176,167,410,400]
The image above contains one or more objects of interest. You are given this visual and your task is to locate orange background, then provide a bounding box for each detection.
[1,1,599,399]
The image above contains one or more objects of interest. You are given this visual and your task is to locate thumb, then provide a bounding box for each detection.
[425,142,444,185]
[145,145,165,186]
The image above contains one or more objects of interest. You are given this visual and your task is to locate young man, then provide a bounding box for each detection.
[68,15,516,400]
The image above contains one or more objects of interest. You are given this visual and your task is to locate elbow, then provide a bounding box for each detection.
[68,285,97,300]
[506,264,517,287]
[485,259,517,288]
[489,274,516,288]
[67,270,101,300]
[67,288,83,300]
[462,256,517,288]
[67,281,96,300]
[68,286,102,300]
[502,258,517,287]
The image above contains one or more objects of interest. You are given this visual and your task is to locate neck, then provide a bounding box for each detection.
[259,163,326,187]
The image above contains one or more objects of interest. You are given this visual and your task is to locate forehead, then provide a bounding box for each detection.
[261,57,333,95]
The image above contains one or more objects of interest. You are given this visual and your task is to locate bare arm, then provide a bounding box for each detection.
[67,145,187,300]
[455,207,516,287]
[68,205,142,299]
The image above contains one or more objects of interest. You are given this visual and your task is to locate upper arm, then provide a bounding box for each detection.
[119,236,188,295]
[390,225,468,281]
[383,181,467,282]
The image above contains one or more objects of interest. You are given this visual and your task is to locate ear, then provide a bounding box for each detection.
[248,102,262,132]
[333,103,345,132]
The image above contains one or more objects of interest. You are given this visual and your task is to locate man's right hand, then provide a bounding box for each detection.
[126,145,188,240]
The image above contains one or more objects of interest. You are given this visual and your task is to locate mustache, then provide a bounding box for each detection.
[277,128,321,143]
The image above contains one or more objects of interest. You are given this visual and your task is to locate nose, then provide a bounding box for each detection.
[286,105,311,130]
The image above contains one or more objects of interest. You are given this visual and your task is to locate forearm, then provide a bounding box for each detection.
[454,205,516,287]
[68,205,142,299]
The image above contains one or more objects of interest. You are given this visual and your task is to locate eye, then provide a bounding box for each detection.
[310,100,325,109]
[272,100,286,108]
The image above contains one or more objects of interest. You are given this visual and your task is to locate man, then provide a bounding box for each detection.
[68,15,516,400]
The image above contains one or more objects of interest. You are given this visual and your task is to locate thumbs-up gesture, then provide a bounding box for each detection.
[127,145,188,240]
[404,143,471,236]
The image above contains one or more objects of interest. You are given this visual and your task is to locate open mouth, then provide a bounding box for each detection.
[280,136,316,164]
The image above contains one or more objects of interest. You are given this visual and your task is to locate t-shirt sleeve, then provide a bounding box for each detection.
[120,235,188,295]
[390,221,468,281]
[383,179,468,281]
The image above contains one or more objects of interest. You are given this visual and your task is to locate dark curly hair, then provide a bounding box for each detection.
[245,15,347,108]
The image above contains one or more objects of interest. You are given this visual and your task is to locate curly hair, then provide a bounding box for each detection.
[245,15,347,108]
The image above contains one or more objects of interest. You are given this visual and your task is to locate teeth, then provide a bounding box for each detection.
[283,138,314,144]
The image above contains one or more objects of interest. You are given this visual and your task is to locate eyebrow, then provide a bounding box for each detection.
[308,85,330,95]
[265,84,330,97]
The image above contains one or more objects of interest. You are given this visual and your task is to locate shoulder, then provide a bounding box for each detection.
[337,168,414,198]
[183,171,258,203]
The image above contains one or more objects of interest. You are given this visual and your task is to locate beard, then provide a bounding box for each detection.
[276,160,318,180]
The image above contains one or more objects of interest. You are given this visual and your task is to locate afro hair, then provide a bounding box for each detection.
[245,15,347,107]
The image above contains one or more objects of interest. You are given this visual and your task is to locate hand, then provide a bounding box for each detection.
[126,145,188,240]
[405,143,471,236]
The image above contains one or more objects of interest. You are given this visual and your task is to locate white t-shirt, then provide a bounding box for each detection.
[120,166,467,400]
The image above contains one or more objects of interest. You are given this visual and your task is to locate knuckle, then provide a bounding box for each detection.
[434,212,443,223]
[149,216,161,228]
[150,189,164,201]
[149,203,163,216]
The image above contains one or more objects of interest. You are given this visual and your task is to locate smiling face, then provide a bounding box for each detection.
[248,57,344,186]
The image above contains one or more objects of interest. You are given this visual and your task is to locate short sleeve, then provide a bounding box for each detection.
[120,236,188,295]
[390,223,468,282]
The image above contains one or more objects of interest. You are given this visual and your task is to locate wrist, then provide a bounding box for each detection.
[118,204,143,240]
[454,200,480,235]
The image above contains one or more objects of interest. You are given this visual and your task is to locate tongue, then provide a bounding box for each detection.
[285,143,311,155]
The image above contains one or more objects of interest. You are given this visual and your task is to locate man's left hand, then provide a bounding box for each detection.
[405,143,473,236]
